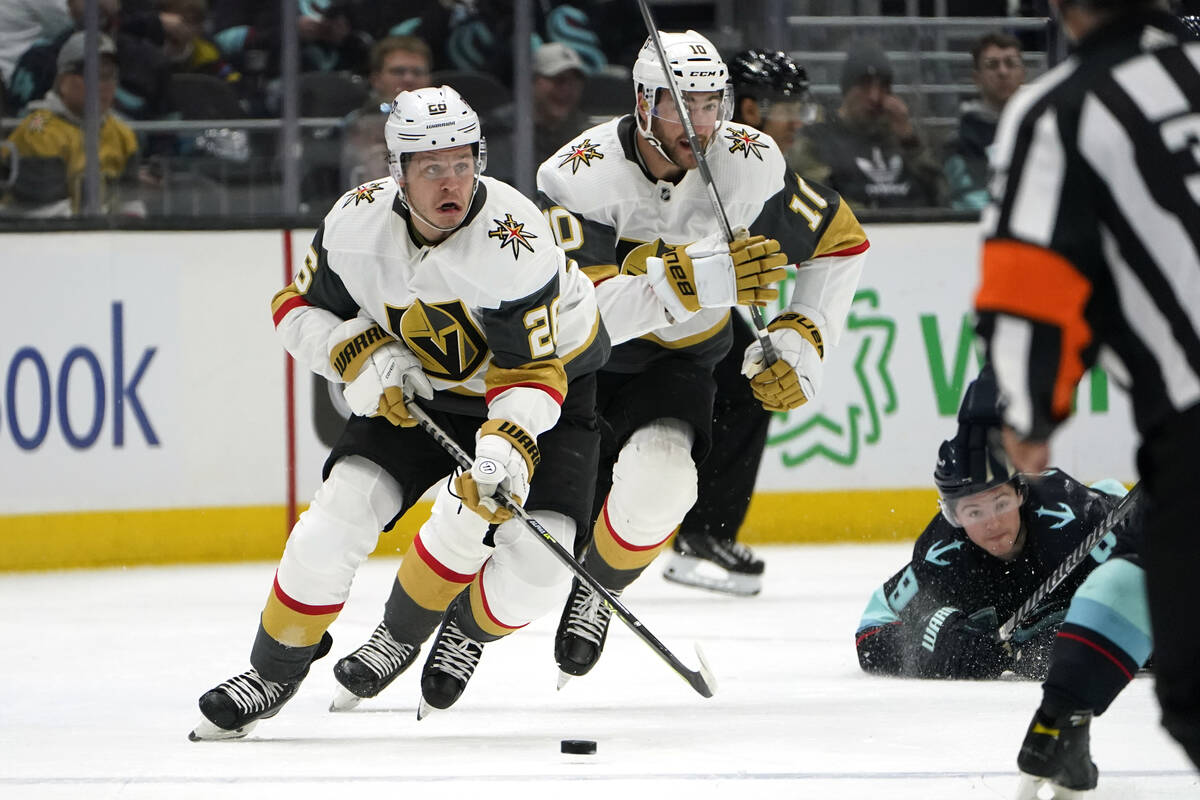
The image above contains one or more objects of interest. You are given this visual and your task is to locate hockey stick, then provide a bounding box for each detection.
[632,1,778,365]
[997,481,1143,642]
[408,402,717,698]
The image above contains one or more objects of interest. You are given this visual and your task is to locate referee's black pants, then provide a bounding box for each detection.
[1139,402,1200,770]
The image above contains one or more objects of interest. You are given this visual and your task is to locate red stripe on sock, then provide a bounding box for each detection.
[601,500,674,552]
[1057,631,1134,681]
[272,573,344,615]
[475,560,526,631]
[413,534,476,584]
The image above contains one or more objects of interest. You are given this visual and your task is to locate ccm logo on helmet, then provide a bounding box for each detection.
[427,103,447,115]
[689,71,721,77]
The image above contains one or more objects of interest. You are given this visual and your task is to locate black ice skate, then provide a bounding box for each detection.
[189,668,303,741]
[662,532,764,596]
[555,577,621,689]
[416,609,485,719]
[330,622,420,711]
[1014,709,1098,799]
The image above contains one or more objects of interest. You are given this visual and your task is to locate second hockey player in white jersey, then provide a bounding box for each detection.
[537,31,871,685]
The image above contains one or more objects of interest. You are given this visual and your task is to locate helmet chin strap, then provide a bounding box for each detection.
[397,178,480,234]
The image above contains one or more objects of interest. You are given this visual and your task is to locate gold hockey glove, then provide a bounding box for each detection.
[646,231,789,322]
[741,312,825,412]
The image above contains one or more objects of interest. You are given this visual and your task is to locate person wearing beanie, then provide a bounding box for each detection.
[792,40,944,209]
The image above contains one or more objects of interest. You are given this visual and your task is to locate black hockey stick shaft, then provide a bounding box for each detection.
[409,402,716,698]
[997,481,1143,641]
[632,0,777,365]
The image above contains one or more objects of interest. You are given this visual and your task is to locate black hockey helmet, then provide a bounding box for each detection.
[729,49,810,100]
[934,430,1025,527]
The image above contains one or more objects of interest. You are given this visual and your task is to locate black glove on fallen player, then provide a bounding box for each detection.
[912,606,1012,679]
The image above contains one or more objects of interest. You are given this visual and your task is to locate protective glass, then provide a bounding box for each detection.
[939,482,1022,528]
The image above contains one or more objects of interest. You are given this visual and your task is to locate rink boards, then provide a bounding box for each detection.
[0,224,1137,569]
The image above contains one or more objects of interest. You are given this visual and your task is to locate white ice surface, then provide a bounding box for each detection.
[1,544,1195,800]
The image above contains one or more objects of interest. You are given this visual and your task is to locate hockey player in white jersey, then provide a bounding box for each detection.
[189,85,620,739]
[537,31,871,684]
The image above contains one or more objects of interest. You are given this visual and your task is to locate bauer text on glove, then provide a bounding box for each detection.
[646,231,788,322]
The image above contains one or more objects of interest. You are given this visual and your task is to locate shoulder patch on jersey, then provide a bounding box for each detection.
[724,126,770,160]
[924,539,965,566]
[1033,502,1076,529]
[557,137,604,173]
[341,180,387,208]
[487,213,539,259]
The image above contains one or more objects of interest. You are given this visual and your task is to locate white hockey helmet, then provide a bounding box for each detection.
[632,30,732,152]
[384,85,487,187]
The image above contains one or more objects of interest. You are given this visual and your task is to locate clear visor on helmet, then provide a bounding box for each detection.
[939,480,1022,528]
[388,139,487,187]
[647,87,733,127]
[759,94,820,125]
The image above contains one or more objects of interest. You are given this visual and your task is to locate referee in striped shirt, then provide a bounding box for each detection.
[974,0,1200,782]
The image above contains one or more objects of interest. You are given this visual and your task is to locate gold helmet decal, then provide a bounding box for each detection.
[724,126,769,160]
[391,300,488,381]
[557,138,604,174]
[487,213,539,260]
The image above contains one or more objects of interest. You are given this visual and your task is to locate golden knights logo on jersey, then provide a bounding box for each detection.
[389,300,488,381]
[488,213,539,259]
[557,138,604,174]
[724,127,769,160]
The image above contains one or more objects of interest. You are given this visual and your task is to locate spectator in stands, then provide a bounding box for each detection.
[479,41,591,187]
[153,0,238,83]
[7,0,172,120]
[793,40,944,209]
[341,36,434,188]
[209,0,371,114]
[530,42,590,158]
[1,31,142,217]
[942,32,1026,210]
[0,0,72,92]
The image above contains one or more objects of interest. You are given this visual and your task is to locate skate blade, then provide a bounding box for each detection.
[188,717,256,742]
[556,670,572,691]
[1014,772,1086,800]
[416,698,434,721]
[329,685,364,712]
[662,556,761,597]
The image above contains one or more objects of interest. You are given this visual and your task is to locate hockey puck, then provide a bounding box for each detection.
[560,739,597,755]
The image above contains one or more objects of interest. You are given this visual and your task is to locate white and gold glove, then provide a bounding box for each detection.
[454,419,540,523]
[646,230,788,322]
[741,312,825,412]
[330,318,433,426]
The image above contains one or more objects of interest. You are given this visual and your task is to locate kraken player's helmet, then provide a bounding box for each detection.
[934,432,1025,528]
[384,85,487,189]
[631,30,732,158]
[728,49,818,124]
